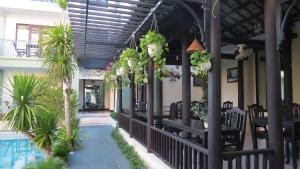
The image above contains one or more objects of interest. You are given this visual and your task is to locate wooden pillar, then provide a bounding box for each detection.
[255,51,260,105]
[181,35,191,128]
[147,59,154,152]
[129,74,135,137]
[238,61,244,110]
[265,0,284,169]
[208,0,222,169]
[155,77,163,125]
[117,77,123,113]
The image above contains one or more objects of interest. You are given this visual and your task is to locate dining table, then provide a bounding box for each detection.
[162,119,241,148]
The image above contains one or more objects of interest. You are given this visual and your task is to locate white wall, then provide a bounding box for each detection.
[221,59,238,107]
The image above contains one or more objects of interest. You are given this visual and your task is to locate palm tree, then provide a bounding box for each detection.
[39,23,76,138]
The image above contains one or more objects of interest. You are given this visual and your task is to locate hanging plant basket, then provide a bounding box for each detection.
[191,50,212,75]
[140,31,169,78]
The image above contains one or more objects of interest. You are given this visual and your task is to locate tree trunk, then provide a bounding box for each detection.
[63,79,72,138]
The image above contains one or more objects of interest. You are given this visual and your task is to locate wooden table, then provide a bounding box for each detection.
[162,119,240,148]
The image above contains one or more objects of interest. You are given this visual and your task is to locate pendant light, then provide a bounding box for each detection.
[186,38,204,53]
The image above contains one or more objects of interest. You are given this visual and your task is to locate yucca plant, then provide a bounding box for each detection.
[32,110,58,156]
[39,23,77,138]
[3,74,46,134]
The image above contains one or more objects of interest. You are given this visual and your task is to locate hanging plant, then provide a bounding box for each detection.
[140,31,169,79]
[119,48,139,72]
[191,50,212,76]
[163,69,181,82]
[104,61,129,88]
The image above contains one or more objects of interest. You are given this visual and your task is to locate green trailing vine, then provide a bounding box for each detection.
[112,128,148,169]
[140,31,169,79]
[191,50,212,76]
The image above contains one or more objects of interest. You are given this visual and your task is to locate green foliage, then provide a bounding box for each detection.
[24,157,67,169]
[110,112,118,120]
[32,110,58,152]
[112,128,148,169]
[39,23,77,82]
[51,140,72,160]
[3,74,46,132]
[140,31,169,79]
[55,0,67,10]
[191,50,211,76]
[191,105,208,122]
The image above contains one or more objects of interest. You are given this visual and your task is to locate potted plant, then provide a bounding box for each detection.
[191,50,212,76]
[140,31,169,78]
[191,105,208,128]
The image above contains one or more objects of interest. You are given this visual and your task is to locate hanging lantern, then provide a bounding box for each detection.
[186,38,204,53]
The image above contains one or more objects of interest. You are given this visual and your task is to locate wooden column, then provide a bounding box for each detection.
[129,74,135,137]
[208,0,222,168]
[238,61,244,110]
[265,0,284,169]
[117,77,123,113]
[181,35,191,128]
[147,59,154,152]
[155,77,163,125]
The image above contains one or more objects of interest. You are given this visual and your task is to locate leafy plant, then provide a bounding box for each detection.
[112,128,148,169]
[3,74,46,132]
[32,110,58,156]
[191,105,208,123]
[24,157,67,169]
[140,31,169,79]
[191,50,212,76]
[40,23,77,138]
[51,140,72,160]
[110,112,118,120]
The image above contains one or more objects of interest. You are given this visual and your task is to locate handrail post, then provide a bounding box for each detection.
[147,58,154,152]
[129,73,135,137]
[265,0,284,168]
[208,0,222,169]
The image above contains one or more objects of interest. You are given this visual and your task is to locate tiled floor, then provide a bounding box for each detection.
[68,112,130,169]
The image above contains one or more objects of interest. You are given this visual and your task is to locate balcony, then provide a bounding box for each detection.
[0,39,45,68]
[0,39,42,58]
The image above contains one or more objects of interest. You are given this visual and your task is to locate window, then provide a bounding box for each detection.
[16,24,46,42]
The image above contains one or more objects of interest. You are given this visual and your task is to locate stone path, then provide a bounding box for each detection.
[68,112,131,169]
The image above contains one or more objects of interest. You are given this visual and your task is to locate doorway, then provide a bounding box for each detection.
[81,80,105,111]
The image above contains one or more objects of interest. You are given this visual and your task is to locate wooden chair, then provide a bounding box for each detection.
[292,103,300,120]
[222,108,247,151]
[12,41,26,57]
[176,101,182,119]
[223,101,233,110]
[248,104,268,149]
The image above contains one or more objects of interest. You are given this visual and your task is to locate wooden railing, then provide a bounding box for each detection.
[117,114,273,169]
[132,118,147,146]
[151,127,208,169]
[118,113,130,132]
[222,149,272,169]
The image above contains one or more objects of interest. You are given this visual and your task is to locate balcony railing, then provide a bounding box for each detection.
[118,113,273,169]
[0,39,42,58]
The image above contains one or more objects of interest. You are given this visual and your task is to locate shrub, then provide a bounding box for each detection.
[24,157,67,169]
[110,112,118,120]
[112,128,148,169]
[51,140,72,160]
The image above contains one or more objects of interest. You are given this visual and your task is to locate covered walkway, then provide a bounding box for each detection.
[68,112,130,169]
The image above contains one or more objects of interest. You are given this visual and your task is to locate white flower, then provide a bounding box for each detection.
[127,59,133,68]
[116,67,126,76]
[200,61,211,71]
[147,43,162,58]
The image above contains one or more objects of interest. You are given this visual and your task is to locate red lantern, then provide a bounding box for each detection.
[186,38,204,54]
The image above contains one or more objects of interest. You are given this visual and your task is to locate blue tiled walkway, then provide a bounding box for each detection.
[69,113,130,169]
